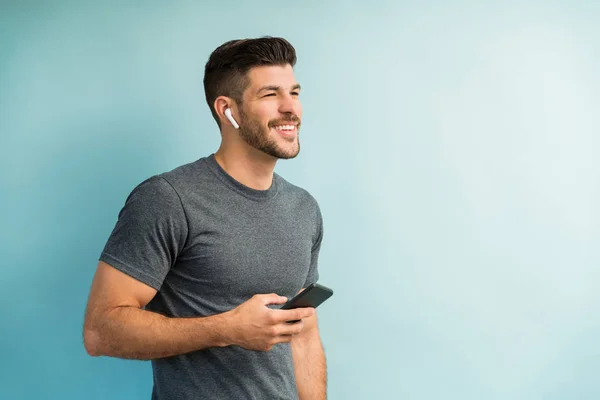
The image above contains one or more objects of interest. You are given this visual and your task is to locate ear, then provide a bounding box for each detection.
[214,96,237,127]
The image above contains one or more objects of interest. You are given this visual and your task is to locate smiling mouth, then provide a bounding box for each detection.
[271,124,298,136]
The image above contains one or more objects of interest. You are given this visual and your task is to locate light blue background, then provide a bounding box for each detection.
[1,1,599,399]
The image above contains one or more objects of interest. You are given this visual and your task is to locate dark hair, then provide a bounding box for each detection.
[203,37,297,127]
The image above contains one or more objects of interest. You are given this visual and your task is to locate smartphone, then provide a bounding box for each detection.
[280,283,333,322]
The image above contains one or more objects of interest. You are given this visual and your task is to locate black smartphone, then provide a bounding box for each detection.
[280,283,333,322]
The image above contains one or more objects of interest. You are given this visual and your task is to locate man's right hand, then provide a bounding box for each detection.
[223,293,315,352]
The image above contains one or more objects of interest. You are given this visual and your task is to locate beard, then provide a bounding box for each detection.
[237,108,301,160]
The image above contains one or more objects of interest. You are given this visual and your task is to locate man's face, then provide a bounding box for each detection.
[236,64,302,159]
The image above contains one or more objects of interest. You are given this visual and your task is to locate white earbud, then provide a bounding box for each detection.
[224,108,239,129]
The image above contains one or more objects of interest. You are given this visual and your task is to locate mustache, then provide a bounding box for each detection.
[269,115,301,127]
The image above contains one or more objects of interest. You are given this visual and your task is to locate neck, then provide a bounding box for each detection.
[214,143,277,191]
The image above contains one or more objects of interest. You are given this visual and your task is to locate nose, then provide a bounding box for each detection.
[278,93,301,116]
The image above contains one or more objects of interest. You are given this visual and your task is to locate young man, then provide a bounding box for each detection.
[83,37,327,399]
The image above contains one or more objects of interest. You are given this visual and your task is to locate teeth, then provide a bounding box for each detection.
[274,125,295,131]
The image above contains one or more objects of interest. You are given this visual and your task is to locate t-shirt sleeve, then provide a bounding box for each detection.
[99,176,188,290]
[303,202,323,287]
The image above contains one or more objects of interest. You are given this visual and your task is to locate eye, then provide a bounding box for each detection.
[263,93,276,97]
[291,92,300,96]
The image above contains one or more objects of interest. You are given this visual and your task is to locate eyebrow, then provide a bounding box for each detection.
[257,84,301,94]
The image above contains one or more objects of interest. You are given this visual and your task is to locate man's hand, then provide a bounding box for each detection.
[224,294,315,351]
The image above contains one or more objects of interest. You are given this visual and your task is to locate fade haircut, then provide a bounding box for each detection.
[203,37,297,127]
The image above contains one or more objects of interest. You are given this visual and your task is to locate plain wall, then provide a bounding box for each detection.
[1,1,599,399]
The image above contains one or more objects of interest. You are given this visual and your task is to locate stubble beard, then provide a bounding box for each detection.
[237,108,301,160]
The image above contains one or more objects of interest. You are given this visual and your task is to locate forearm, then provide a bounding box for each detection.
[85,306,231,360]
[291,333,327,400]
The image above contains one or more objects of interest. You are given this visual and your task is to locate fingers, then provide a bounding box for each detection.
[277,320,305,336]
[256,293,288,306]
[267,321,304,347]
[273,307,315,323]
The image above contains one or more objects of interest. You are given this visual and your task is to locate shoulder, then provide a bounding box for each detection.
[275,174,321,213]
[124,158,205,208]
[121,175,182,216]
[157,158,204,185]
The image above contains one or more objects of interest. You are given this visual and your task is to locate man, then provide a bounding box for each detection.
[83,37,327,399]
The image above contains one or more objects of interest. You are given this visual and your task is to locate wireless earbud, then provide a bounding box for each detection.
[224,108,239,129]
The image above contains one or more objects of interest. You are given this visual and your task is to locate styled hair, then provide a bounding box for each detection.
[203,37,297,126]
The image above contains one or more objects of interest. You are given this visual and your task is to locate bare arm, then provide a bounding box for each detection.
[83,262,315,360]
[291,308,327,399]
[83,261,231,359]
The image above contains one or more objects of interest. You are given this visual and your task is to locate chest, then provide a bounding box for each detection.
[172,192,316,304]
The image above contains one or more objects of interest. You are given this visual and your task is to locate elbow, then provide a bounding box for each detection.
[83,324,103,357]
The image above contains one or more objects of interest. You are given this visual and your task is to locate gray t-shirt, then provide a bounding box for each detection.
[99,154,323,400]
